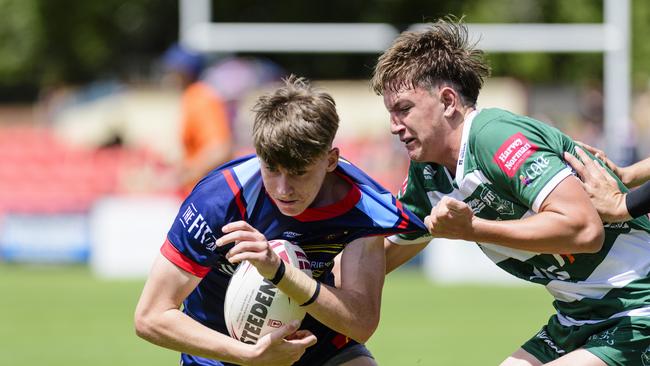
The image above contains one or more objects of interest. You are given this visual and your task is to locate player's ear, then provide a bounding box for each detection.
[440,87,457,118]
[326,148,339,172]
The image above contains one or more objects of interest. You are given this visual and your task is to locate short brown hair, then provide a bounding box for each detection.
[371,17,490,106]
[252,75,339,173]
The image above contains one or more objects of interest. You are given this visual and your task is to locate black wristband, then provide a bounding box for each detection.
[269,260,286,285]
[300,281,321,307]
[626,181,650,218]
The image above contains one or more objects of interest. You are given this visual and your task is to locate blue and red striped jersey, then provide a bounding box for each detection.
[162,154,424,365]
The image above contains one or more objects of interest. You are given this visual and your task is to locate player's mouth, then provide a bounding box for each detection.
[402,137,417,148]
[275,197,300,207]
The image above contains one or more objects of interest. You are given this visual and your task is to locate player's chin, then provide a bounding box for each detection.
[407,149,426,162]
[275,201,305,216]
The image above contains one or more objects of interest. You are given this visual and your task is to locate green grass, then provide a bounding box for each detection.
[370,269,553,365]
[0,264,554,365]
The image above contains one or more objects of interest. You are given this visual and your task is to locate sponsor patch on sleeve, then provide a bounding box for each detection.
[493,132,538,177]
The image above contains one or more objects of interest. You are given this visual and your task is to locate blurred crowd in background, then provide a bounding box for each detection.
[1,0,650,268]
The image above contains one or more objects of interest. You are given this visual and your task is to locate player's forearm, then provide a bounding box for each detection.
[622,157,650,188]
[135,307,251,364]
[384,239,428,274]
[467,212,604,254]
[276,264,381,343]
[307,283,381,343]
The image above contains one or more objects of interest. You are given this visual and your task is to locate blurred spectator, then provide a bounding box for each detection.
[161,44,233,196]
[201,56,285,154]
[202,56,285,122]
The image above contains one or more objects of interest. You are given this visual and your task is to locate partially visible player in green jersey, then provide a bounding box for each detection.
[372,17,650,366]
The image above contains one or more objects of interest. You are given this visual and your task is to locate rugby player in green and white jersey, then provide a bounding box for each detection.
[372,17,650,366]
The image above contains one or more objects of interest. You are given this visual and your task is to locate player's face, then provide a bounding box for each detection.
[261,149,339,216]
[383,85,449,163]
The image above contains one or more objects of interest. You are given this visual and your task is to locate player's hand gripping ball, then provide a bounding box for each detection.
[224,240,312,344]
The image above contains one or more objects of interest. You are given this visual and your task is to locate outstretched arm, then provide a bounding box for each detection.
[577,142,650,188]
[134,253,316,366]
[220,221,386,343]
[384,238,428,274]
[565,146,650,221]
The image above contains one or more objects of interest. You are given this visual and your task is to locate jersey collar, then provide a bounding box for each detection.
[292,170,361,222]
[454,109,479,185]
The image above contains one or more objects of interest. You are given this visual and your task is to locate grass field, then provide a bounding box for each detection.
[0,264,554,365]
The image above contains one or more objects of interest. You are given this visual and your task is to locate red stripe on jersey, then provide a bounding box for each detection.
[223,169,246,218]
[395,199,410,229]
[160,239,211,277]
[294,172,361,222]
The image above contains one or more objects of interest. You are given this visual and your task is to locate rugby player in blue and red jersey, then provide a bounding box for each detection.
[135,76,424,366]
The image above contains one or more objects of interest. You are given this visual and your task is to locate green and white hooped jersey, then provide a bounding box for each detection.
[391,108,650,325]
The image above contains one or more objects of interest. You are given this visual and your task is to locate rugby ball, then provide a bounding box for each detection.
[224,239,312,344]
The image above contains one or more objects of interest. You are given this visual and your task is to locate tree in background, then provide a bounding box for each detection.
[1,0,650,100]
[0,0,177,100]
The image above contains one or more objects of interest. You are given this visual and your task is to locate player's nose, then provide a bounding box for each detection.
[275,174,295,196]
[389,114,404,135]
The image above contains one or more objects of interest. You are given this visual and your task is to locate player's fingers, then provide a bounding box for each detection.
[575,141,606,158]
[574,146,595,167]
[446,197,468,212]
[217,230,265,247]
[285,329,312,340]
[599,155,619,174]
[226,241,267,262]
[290,332,317,348]
[221,220,256,234]
[595,162,618,185]
[424,215,435,233]
[564,152,585,177]
[270,320,300,344]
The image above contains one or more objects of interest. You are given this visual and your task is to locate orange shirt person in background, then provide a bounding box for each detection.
[179,81,232,195]
[162,44,233,196]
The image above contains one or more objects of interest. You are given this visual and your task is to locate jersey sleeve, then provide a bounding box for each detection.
[164,169,244,277]
[387,162,433,245]
[472,115,573,212]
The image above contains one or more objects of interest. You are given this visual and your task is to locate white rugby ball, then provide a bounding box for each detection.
[224,239,312,344]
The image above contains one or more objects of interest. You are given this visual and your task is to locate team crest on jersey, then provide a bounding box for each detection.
[466,198,486,215]
[479,187,514,216]
[494,132,538,177]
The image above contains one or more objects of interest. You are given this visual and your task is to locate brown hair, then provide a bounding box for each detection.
[371,17,490,106]
[252,75,339,173]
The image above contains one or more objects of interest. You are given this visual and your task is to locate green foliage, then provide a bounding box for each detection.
[0,0,42,85]
[1,0,650,97]
[0,0,177,92]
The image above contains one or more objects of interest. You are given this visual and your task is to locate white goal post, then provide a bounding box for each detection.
[179,0,630,163]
